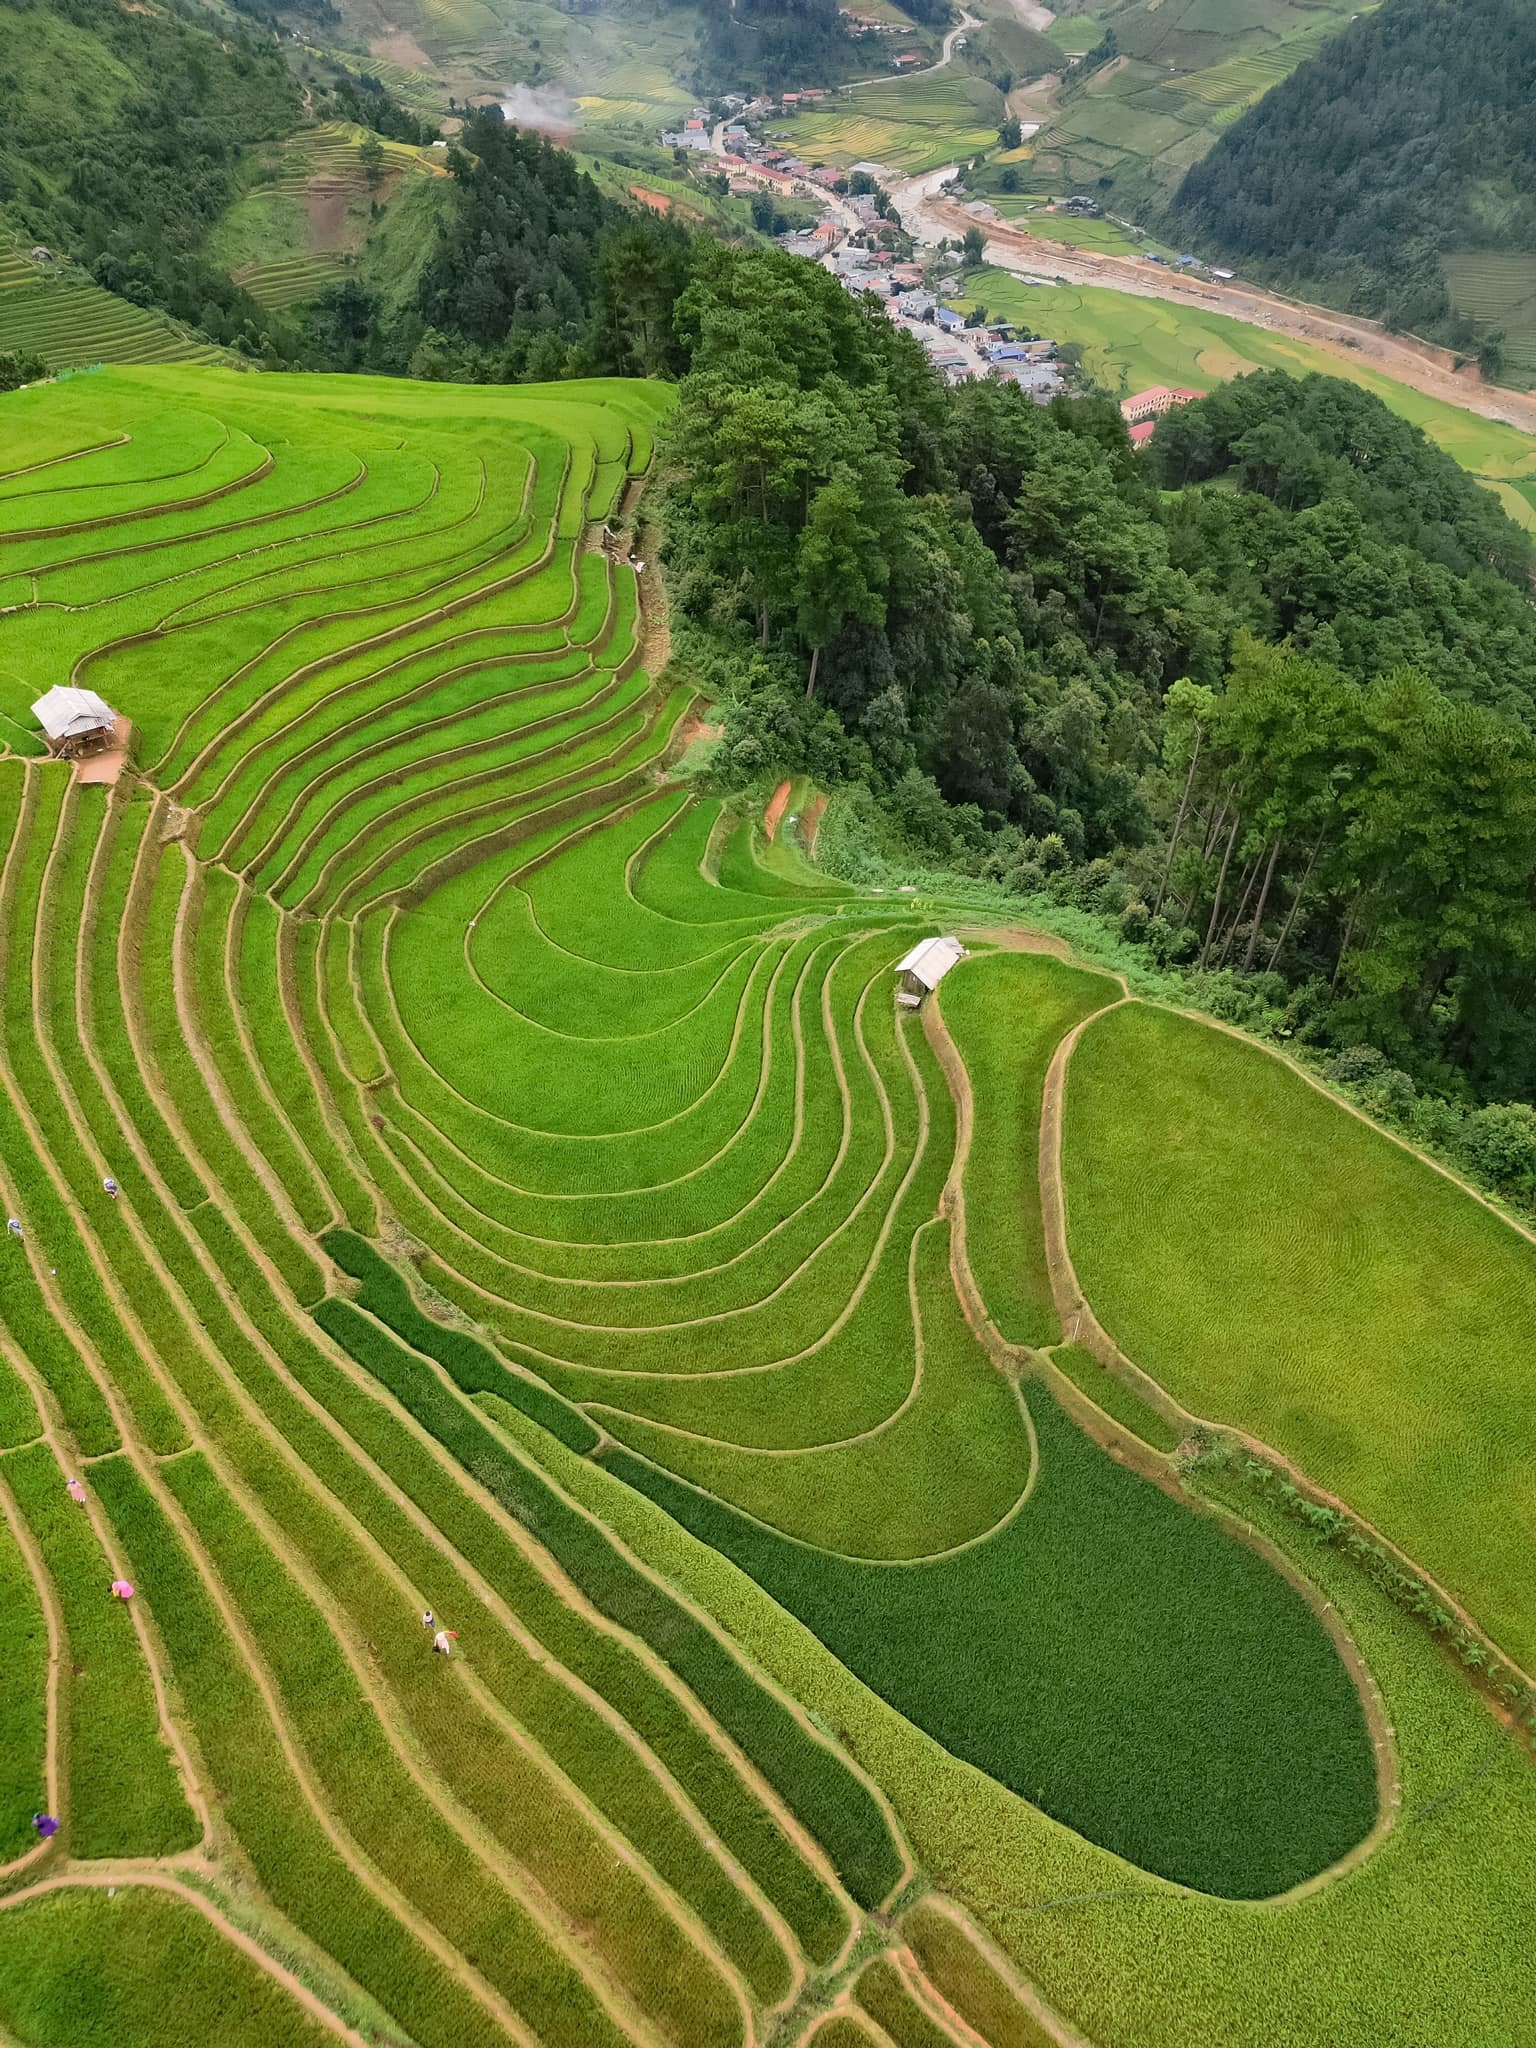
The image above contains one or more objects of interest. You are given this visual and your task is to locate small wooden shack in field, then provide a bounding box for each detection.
[31,687,118,759]
[894,934,966,1008]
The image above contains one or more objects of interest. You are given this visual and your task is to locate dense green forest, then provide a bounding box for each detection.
[1169,0,1536,346]
[663,247,1536,1112]
[0,0,299,341]
[697,0,858,95]
[306,109,692,378]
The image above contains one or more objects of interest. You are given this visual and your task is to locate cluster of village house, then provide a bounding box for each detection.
[665,91,1202,418]
[662,91,841,156]
[775,204,1068,395]
[661,99,1068,395]
[824,236,1068,394]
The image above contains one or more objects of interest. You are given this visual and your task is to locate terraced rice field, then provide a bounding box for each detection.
[0,251,217,371]
[233,255,350,312]
[312,47,447,118]
[777,73,1002,174]
[0,365,1533,2048]
[1442,250,1536,382]
[1062,1003,1536,1671]
[213,125,447,314]
[264,122,445,195]
[571,39,698,131]
[1027,0,1363,200]
[980,204,1174,259]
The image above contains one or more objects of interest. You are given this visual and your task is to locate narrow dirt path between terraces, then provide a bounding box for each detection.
[1041,995,1536,1709]
[925,977,1403,1907]
[117,818,764,2047]
[890,1946,988,2047]
[112,799,866,1984]
[764,780,792,842]
[897,1898,1094,2048]
[0,1865,375,2047]
[0,1454,63,1885]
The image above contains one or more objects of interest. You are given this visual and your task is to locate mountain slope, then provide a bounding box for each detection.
[1170,0,1536,372]
[1026,0,1367,216]
[0,0,300,346]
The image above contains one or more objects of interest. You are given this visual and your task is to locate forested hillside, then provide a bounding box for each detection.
[0,0,299,338]
[1026,0,1364,215]
[1170,0,1536,363]
[306,109,691,378]
[666,248,1536,1107]
[696,0,855,94]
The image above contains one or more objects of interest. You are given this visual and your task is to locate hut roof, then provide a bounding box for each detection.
[32,687,116,741]
[893,934,966,990]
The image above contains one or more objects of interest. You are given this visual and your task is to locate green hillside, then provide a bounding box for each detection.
[1170,0,1536,377]
[0,0,458,355]
[0,359,1532,2048]
[0,0,299,345]
[208,121,451,315]
[1026,0,1373,214]
[0,245,220,368]
[320,0,700,130]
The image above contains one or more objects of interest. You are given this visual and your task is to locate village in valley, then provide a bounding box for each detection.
[661,87,1075,396]
[660,86,1220,445]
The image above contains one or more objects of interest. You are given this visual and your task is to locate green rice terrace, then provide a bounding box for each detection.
[1028,0,1376,207]
[0,249,219,373]
[0,365,1532,2048]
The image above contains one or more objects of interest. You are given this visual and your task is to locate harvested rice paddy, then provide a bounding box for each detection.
[0,363,1531,2048]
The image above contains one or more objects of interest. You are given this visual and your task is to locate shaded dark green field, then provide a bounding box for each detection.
[603,1382,1378,1897]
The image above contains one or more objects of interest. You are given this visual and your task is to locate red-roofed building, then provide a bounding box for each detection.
[723,156,798,189]
[1120,385,1205,424]
[1128,420,1157,447]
